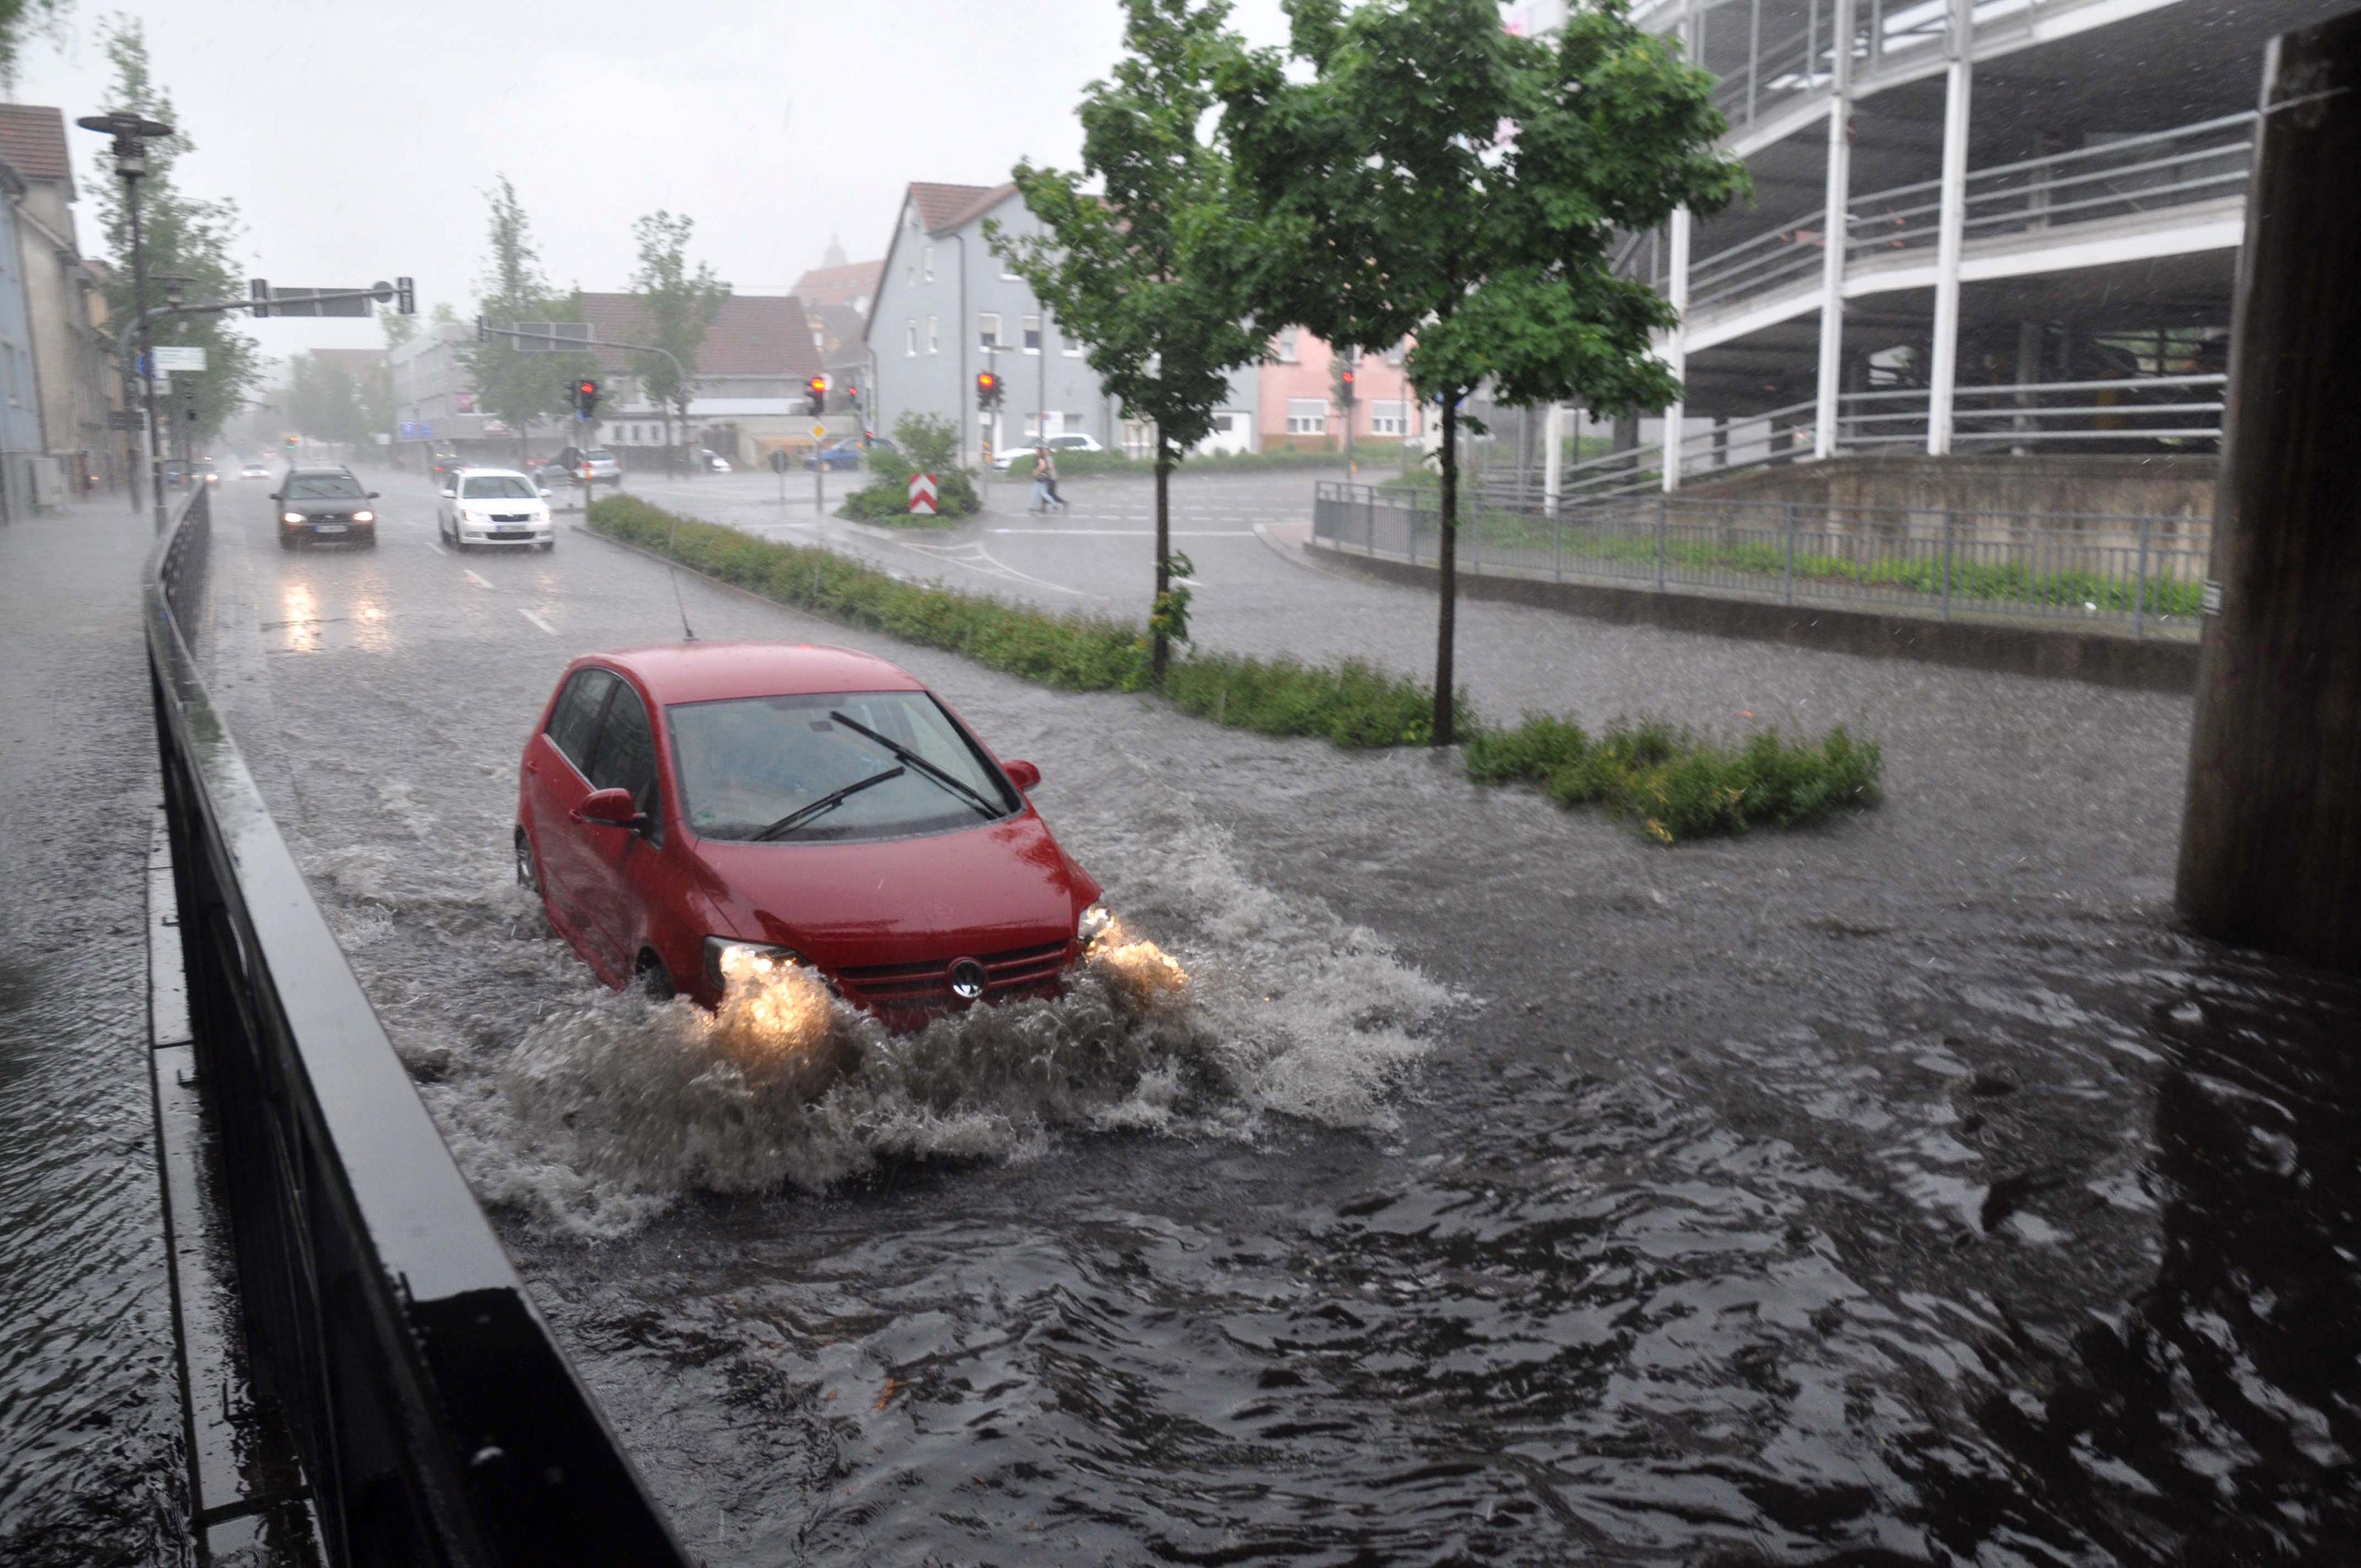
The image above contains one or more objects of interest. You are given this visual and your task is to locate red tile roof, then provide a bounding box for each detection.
[575,293,822,380]
[908,181,1016,235]
[791,258,882,311]
[0,105,74,198]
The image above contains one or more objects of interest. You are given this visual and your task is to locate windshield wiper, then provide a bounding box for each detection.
[752,766,904,840]
[826,708,1001,822]
[828,711,999,819]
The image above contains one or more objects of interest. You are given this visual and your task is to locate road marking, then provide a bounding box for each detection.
[519,607,557,635]
[463,569,494,591]
[895,539,1099,598]
[429,539,451,556]
[987,528,1256,537]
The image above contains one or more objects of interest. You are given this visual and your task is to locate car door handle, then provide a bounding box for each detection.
[525,758,538,774]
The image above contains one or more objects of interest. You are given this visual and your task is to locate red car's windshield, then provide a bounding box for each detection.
[667,690,1014,842]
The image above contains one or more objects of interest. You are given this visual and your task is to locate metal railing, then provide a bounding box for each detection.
[1314,479,2208,637]
[147,485,689,1565]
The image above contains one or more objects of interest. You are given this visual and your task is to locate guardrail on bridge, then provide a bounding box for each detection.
[146,485,689,1563]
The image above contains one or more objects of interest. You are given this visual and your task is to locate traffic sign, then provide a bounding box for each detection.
[908,474,938,515]
[809,422,826,440]
[153,345,206,372]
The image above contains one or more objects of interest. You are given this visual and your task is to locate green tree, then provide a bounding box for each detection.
[989,0,1267,685]
[1220,0,1745,743]
[464,177,594,464]
[0,0,66,86]
[627,210,728,464]
[89,17,261,442]
[286,352,392,452]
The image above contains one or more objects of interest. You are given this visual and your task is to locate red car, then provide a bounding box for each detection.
[515,643,1107,1023]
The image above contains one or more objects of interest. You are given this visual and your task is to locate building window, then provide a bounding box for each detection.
[906,320,917,356]
[923,245,934,283]
[1062,334,1081,357]
[927,315,940,354]
[1287,398,1328,435]
[1022,315,1041,354]
[1276,327,1300,363]
[1370,400,1407,436]
[978,312,1001,349]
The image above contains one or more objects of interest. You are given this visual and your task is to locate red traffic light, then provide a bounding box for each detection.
[577,380,597,398]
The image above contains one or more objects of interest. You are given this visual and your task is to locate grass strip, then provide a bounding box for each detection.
[1465,714,1883,843]
[587,493,1883,841]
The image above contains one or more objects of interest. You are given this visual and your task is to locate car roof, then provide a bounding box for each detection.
[454,466,531,478]
[288,467,355,477]
[589,641,926,706]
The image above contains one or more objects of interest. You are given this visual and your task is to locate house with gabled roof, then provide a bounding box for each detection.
[864,180,1259,466]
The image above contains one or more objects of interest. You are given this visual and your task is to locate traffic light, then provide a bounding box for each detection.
[805,375,827,415]
[574,378,600,420]
[250,278,270,319]
[843,381,861,416]
[283,433,297,448]
[476,315,489,344]
[396,275,416,316]
[975,371,1001,410]
[1338,365,1356,405]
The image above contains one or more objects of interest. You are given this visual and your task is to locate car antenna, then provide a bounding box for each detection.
[666,513,699,641]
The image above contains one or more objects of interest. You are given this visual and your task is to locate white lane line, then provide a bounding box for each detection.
[429,539,451,556]
[987,528,1255,537]
[463,569,494,591]
[895,538,1099,598]
[519,607,557,635]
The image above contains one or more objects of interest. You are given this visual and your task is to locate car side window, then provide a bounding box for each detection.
[546,668,617,773]
[586,683,660,817]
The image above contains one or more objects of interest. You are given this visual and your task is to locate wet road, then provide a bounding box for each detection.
[0,498,183,1565]
[195,464,2359,1563]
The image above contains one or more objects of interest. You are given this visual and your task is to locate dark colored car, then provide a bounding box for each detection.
[514,643,1106,1024]
[274,467,379,549]
[805,436,897,471]
[428,447,466,484]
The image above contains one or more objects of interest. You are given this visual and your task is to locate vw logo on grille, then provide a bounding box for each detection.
[948,958,988,1002]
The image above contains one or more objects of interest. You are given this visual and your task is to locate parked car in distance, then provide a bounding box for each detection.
[699,448,733,473]
[439,467,555,551]
[548,446,624,488]
[805,439,866,471]
[274,467,378,550]
[514,642,1105,1025]
[992,431,1105,471]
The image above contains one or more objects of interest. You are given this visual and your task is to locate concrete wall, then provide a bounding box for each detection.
[1676,452,2218,520]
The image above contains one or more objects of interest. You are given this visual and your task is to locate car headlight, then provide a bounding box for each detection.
[1077,901,1112,947]
[282,511,303,524]
[352,510,374,523]
[703,936,808,992]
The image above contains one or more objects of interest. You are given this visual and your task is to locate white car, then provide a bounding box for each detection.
[993,431,1106,471]
[438,467,556,551]
[699,448,733,473]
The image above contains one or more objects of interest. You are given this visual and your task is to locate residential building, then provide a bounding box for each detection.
[1533,0,2337,505]
[865,180,1259,466]
[576,291,824,468]
[792,240,882,314]
[0,165,40,520]
[0,104,119,496]
[1257,327,1427,454]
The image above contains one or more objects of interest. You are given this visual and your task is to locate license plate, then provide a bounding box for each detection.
[497,524,527,534]
[314,523,346,534]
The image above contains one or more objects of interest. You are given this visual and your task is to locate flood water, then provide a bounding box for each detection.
[178,474,2361,1564]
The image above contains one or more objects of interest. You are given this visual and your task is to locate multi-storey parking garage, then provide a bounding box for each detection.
[1527,0,2340,498]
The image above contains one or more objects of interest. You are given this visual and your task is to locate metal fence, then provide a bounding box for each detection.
[147,485,690,1565]
[1312,481,2209,638]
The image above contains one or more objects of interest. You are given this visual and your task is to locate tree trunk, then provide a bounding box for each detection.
[1432,392,1459,747]
[1152,440,1172,687]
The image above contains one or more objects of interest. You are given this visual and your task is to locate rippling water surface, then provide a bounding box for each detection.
[202,479,2359,1564]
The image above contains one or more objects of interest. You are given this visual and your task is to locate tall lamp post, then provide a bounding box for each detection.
[76,110,175,531]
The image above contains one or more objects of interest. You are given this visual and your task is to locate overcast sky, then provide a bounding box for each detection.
[5,0,1298,377]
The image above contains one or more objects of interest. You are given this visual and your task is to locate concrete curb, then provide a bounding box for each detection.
[1303,538,2200,694]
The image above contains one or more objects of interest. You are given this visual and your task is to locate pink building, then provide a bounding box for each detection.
[1257,327,1428,453]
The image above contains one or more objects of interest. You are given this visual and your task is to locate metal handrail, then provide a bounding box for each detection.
[146,486,690,1565]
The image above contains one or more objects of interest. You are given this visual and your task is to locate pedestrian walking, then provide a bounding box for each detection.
[1042,447,1066,512]
[1030,445,1066,514]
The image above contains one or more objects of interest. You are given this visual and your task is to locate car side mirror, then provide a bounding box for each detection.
[367,490,380,499]
[440,487,455,498]
[268,492,281,501]
[1004,760,1040,792]
[538,486,553,499]
[572,787,650,832]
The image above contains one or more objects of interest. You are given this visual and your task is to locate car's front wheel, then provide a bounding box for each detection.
[514,825,538,892]
[636,951,676,1000]
[278,528,297,551]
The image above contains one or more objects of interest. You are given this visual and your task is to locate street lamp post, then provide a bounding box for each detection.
[76,111,175,531]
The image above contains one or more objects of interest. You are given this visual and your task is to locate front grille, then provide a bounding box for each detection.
[489,513,533,523]
[309,513,350,524]
[834,938,1073,1007]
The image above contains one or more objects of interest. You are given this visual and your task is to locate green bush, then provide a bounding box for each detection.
[841,412,979,522]
[586,494,1884,842]
[1467,713,1882,842]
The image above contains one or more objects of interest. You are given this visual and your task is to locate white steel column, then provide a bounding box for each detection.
[1814,0,1856,459]
[1926,0,1974,456]
[1662,204,1691,493]
[1542,402,1566,515]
